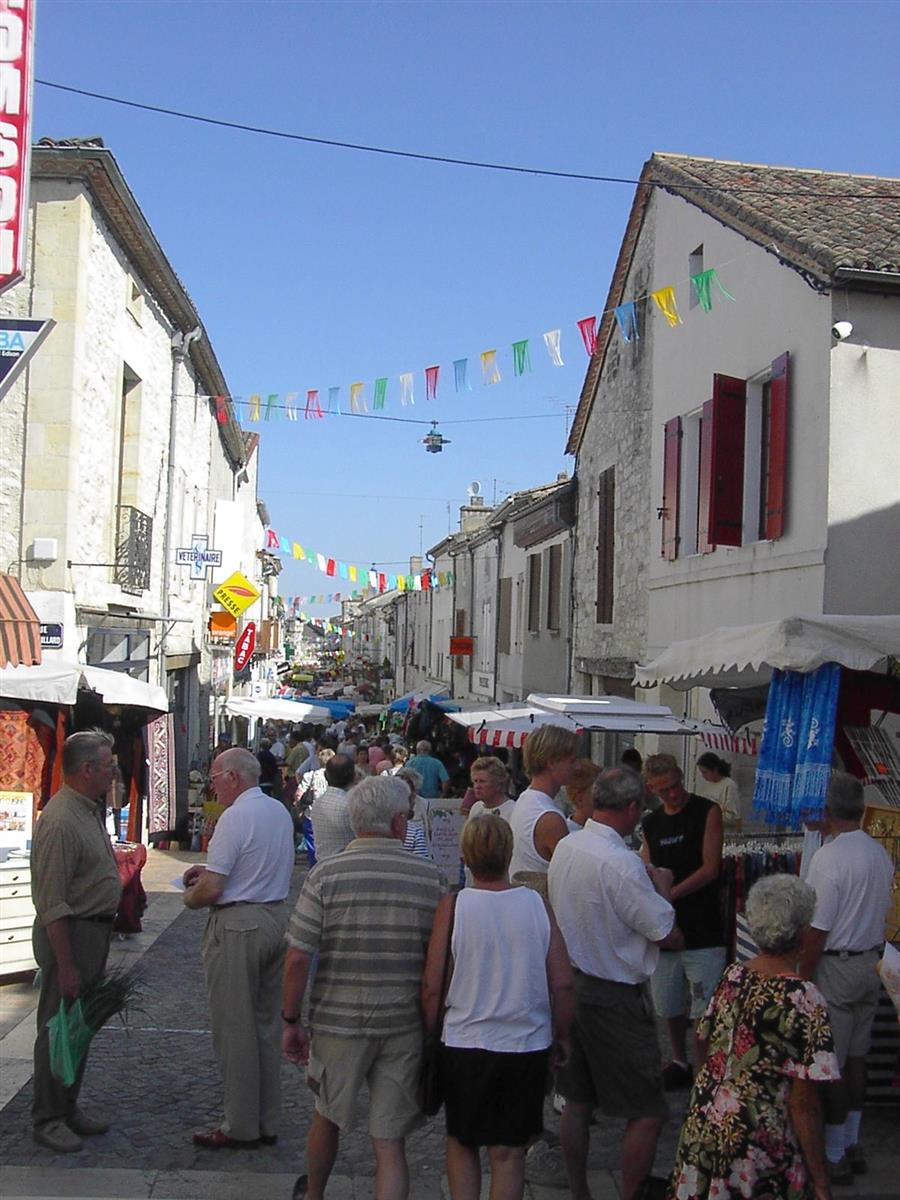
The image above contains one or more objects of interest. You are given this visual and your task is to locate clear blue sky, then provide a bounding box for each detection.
[34,0,899,615]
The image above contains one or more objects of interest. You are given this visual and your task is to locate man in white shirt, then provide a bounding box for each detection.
[548,767,683,1200]
[801,772,893,1184]
[309,754,356,862]
[183,748,295,1150]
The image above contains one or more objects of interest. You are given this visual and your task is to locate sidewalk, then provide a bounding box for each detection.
[1,849,897,1199]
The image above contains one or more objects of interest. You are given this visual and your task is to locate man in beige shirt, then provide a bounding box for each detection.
[31,730,122,1154]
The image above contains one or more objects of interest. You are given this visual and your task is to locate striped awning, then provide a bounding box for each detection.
[0,574,42,669]
[698,724,759,757]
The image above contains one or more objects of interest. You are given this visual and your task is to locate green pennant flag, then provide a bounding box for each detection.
[691,268,736,312]
[512,338,532,376]
[264,392,278,420]
[374,377,388,410]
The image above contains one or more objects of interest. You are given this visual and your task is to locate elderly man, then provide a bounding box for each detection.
[184,747,294,1149]
[801,772,893,1184]
[548,767,682,1200]
[640,752,725,1089]
[30,731,122,1153]
[308,753,356,862]
[282,775,442,1200]
[405,739,451,799]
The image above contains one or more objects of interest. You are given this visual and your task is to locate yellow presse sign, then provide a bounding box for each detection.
[213,571,261,617]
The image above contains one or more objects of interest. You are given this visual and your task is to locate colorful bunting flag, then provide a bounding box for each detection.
[293,543,304,559]
[213,395,228,425]
[481,349,501,385]
[614,302,639,343]
[249,394,261,421]
[650,287,682,327]
[512,338,532,376]
[453,358,470,393]
[350,382,366,413]
[690,268,736,312]
[378,573,386,593]
[425,365,440,401]
[349,565,358,583]
[284,392,298,421]
[266,528,279,549]
[316,553,327,572]
[265,393,278,421]
[399,372,415,406]
[543,329,563,366]
[373,377,388,410]
[339,562,348,580]
[577,316,598,356]
[328,386,341,416]
[326,558,336,577]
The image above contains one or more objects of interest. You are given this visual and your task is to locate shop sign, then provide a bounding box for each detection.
[234,622,256,671]
[0,0,36,297]
[0,317,54,400]
[213,569,261,617]
[449,636,474,656]
[39,621,63,649]
[175,534,223,580]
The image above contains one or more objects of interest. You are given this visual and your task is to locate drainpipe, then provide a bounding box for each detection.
[491,529,502,703]
[467,542,475,698]
[160,326,202,684]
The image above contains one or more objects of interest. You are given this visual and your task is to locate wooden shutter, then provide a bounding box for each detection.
[763,352,790,540]
[547,544,562,630]
[498,577,512,654]
[661,417,681,559]
[596,467,615,621]
[454,607,467,668]
[527,554,542,632]
[699,374,747,550]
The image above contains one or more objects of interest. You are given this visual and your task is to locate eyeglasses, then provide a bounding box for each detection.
[210,769,234,782]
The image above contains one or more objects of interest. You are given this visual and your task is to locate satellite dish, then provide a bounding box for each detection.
[467,481,482,498]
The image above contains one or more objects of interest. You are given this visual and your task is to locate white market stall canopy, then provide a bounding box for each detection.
[224,696,332,724]
[0,659,169,711]
[447,696,697,748]
[634,615,900,691]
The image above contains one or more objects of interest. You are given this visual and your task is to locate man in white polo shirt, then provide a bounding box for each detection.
[548,767,683,1200]
[183,747,294,1149]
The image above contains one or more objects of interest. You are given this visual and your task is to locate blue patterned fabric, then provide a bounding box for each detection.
[752,663,841,827]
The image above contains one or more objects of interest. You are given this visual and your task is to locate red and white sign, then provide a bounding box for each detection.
[0,0,35,296]
[234,622,257,671]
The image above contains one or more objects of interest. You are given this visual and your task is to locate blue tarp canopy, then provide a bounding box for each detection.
[389,691,459,714]
[295,695,355,718]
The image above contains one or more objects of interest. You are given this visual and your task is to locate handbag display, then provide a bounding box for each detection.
[418,893,457,1116]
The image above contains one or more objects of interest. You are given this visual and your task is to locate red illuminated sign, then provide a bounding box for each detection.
[234,622,257,671]
[0,1,35,295]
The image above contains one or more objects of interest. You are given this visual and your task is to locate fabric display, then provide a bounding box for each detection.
[720,837,802,958]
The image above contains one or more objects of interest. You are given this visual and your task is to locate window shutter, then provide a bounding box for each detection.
[661,417,681,560]
[527,554,542,632]
[699,375,747,550]
[498,577,512,655]
[547,544,562,630]
[596,467,615,621]
[764,352,790,540]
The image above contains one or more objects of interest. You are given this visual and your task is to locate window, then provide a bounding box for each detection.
[547,543,563,631]
[527,554,542,632]
[660,354,789,558]
[688,245,704,309]
[498,576,512,654]
[125,276,143,325]
[596,467,615,622]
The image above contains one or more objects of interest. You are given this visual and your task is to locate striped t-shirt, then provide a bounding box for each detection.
[286,836,442,1036]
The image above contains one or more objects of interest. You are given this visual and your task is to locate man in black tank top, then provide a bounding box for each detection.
[640,753,726,1090]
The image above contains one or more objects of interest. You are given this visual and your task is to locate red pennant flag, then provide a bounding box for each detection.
[425,364,440,401]
[214,395,228,425]
[577,316,598,356]
[266,528,279,549]
[326,558,336,577]
[378,573,387,593]
[422,570,432,591]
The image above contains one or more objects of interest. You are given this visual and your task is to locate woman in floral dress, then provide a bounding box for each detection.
[670,875,838,1200]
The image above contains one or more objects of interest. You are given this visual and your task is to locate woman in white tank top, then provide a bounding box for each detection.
[508,724,580,881]
[423,814,574,1200]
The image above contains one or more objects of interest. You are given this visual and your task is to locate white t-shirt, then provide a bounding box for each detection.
[443,887,552,1052]
[805,829,893,951]
[509,787,566,878]
[206,786,294,905]
[468,798,516,824]
[548,819,675,984]
[696,775,741,826]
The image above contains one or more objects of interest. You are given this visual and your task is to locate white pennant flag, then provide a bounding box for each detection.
[543,329,564,367]
[399,372,415,406]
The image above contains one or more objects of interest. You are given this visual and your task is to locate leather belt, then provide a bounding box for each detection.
[823,945,883,958]
[76,913,117,924]
[212,900,281,910]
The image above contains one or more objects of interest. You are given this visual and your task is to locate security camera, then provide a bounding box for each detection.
[832,320,853,341]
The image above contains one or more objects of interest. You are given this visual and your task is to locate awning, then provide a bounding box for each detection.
[634,615,900,691]
[691,721,760,757]
[81,666,169,712]
[0,659,169,711]
[224,696,332,724]
[527,693,697,734]
[446,705,582,749]
[0,573,42,668]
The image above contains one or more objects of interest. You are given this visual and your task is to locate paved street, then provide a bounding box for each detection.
[1,850,897,1199]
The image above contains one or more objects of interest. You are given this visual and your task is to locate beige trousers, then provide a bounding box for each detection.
[202,901,287,1141]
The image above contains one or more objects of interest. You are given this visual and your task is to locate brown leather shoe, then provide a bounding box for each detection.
[33,1120,83,1154]
[192,1128,260,1150]
[68,1109,111,1137]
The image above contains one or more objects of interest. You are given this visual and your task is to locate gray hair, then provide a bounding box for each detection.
[416,740,432,755]
[395,766,423,795]
[592,766,646,812]
[745,874,815,955]
[63,730,114,775]
[219,746,261,784]
[349,775,410,835]
[826,771,864,822]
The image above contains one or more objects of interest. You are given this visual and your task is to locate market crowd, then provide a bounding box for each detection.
[28,719,893,1200]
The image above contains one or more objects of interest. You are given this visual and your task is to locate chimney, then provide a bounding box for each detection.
[409,555,423,575]
[459,496,489,532]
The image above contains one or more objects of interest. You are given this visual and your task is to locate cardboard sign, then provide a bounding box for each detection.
[213,570,260,617]
[429,805,465,886]
[234,622,257,671]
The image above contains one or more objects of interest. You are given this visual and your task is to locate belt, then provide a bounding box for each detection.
[212,900,282,910]
[75,913,116,924]
[823,945,883,959]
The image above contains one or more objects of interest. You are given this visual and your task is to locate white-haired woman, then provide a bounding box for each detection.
[670,874,838,1200]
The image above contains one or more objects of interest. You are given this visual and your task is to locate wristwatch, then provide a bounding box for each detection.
[281,1012,300,1024]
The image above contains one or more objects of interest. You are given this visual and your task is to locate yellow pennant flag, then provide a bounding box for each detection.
[348,565,358,583]
[292,543,304,560]
[350,382,366,412]
[249,393,262,421]
[480,349,501,385]
[650,287,682,328]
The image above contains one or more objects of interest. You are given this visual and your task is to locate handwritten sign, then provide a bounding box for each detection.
[429,803,465,887]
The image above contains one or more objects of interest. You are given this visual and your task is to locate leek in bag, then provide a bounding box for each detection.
[48,998,94,1087]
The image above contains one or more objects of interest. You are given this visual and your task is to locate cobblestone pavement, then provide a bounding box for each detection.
[1,854,897,1198]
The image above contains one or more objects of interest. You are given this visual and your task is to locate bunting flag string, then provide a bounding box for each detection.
[512,338,531,376]
[228,261,740,424]
[543,329,563,366]
[264,524,456,592]
[650,286,682,327]
[614,302,639,343]
[425,364,440,401]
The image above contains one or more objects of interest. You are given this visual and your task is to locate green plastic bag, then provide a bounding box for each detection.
[48,998,94,1087]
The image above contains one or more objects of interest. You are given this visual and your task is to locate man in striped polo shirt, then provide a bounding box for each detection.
[282,775,443,1200]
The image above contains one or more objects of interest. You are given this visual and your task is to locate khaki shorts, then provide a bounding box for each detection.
[307,1028,423,1139]
[815,950,882,1065]
[650,947,726,1020]
[557,974,668,1121]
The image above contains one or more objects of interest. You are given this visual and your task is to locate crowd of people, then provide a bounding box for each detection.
[27,722,894,1200]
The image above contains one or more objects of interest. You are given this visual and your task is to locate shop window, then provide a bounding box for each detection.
[527,554,542,633]
[596,467,615,621]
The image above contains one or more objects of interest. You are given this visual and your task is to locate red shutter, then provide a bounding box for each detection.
[661,417,681,560]
[764,352,790,540]
[699,375,747,550]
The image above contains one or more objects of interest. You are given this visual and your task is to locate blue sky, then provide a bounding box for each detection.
[33,0,899,613]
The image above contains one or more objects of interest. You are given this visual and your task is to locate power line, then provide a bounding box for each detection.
[36,79,897,198]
